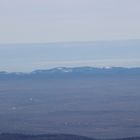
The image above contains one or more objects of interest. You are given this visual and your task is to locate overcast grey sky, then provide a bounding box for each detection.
[0,0,140,43]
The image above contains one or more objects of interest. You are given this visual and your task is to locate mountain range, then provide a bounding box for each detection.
[0,67,140,79]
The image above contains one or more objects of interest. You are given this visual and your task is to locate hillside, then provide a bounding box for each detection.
[0,134,140,140]
[0,67,140,138]
[0,134,94,140]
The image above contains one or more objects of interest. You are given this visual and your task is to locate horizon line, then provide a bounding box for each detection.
[0,39,140,45]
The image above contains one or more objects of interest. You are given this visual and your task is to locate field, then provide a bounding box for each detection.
[0,72,140,138]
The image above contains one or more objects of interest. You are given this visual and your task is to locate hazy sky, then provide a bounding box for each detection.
[0,0,140,43]
[0,0,140,71]
[1,41,140,72]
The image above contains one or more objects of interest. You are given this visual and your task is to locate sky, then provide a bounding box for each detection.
[0,0,140,71]
[1,41,140,72]
[0,0,140,43]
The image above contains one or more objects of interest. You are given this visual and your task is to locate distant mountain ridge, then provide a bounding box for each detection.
[2,67,140,74]
[0,67,140,79]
